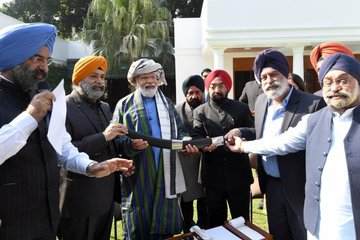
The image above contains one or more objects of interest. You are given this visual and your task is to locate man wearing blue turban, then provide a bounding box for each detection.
[226,53,360,239]
[0,23,133,239]
[227,48,324,240]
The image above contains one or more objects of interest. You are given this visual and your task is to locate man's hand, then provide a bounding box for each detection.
[103,123,128,141]
[203,142,217,152]
[26,91,56,122]
[225,128,241,146]
[123,165,136,177]
[88,158,133,178]
[225,136,244,153]
[182,144,199,154]
[131,139,148,151]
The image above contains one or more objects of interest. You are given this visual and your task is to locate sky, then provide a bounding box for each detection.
[0,0,12,6]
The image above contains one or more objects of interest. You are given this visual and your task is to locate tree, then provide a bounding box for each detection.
[0,0,92,39]
[82,0,174,72]
[167,0,203,19]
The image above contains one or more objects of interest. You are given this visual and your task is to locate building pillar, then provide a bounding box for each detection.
[292,46,305,80]
[213,48,225,69]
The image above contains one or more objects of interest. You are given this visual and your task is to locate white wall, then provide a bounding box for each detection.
[207,0,360,29]
[174,0,360,102]
[0,12,22,28]
[174,18,210,104]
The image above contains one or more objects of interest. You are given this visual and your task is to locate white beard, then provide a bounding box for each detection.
[264,80,289,100]
[139,85,158,98]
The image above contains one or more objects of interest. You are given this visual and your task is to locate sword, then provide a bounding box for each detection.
[127,129,225,150]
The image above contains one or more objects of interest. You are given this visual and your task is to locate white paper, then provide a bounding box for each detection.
[229,216,246,228]
[229,216,265,240]
[236,225,264,240]
[205,226,239,240]
[47,79,67,155]
[190,225,212,240]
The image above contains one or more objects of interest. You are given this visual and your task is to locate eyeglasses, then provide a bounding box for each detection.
[30,54,53,66]
[209,83,226,90]
[322,78,350,88]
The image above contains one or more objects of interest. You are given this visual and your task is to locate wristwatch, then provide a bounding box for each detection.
[86,162,97,177]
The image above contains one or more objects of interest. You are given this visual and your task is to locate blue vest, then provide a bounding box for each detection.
[306,106,360,237]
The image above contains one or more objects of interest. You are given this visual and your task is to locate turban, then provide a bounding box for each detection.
[318,53,360,85]
[0,22,57,71]
[72,56,108,85]
[127,58,167,86]
[205,69,232,91]
[310,42,354,72]
[253,49,290,84]
[182,75,205,96]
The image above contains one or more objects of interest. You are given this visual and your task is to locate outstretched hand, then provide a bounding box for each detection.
[88,158,133,178]
[224,128,241,146]
[225,136,244,153]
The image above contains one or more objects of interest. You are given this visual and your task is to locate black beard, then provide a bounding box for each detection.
[188,99,202,108]
[10,63,47,91]
[212,97,226,104]
[211,93,227,103]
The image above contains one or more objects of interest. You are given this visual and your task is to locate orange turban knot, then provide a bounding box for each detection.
[310,42,354,72]
[72,56,108,85]
[205,69,232,92]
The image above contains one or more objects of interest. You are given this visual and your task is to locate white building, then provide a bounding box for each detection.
[2,0,360,104]
[0,12,92,65]
[174,0,360,103]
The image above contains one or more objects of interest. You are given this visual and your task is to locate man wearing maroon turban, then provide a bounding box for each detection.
[227,49,325,240]
[192,69,254,227]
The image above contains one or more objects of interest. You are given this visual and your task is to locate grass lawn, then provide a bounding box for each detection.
[109,198,268,239]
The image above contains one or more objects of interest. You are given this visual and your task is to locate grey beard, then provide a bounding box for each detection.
[79,81,105,100]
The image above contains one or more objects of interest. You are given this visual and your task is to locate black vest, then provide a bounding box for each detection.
[0,79,60,239]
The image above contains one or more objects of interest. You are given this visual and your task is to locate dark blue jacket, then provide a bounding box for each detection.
[306,106,360,237]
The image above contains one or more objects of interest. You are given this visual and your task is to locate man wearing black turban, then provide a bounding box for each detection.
[176,75,208,233]
[226,53,360,239]
[227,49,325,240]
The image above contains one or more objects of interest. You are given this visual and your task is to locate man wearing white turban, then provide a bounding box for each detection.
[112,58,198,239]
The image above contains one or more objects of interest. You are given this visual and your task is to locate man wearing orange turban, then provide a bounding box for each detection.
[310,42,355,96]
[72,55,108,85]
[58,56,128,240]
[310,42,354,73]
[192,69,254,227]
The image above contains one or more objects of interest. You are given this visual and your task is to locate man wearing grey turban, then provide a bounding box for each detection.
[226,53,360,239]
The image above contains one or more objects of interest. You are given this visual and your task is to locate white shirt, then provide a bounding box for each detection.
[0,111,93,174]
[316,109,354,240]
[242,108,355,240]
